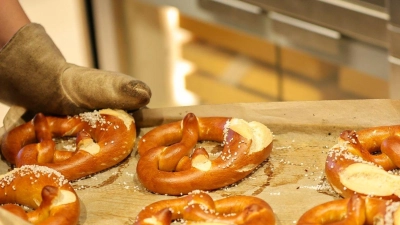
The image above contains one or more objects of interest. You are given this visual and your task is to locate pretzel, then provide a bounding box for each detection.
[134,191,275,225]
[325,125,400,200]
[297,194,400,224]
[0,165,80,224]
[1,109,136,181]
[136,113,273,195]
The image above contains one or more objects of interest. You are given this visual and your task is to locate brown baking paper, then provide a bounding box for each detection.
[0,99,400,224]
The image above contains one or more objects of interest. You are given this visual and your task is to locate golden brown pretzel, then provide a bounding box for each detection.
[134,191,275,225]
[297,194,400,225]
[1,109,136,181]
[0,165,80,225]
[136,113,273,195]
[325,125,400,200]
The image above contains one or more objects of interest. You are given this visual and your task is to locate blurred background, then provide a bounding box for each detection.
[1,0,398,125]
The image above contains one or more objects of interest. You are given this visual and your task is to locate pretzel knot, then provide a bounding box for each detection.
[0,165,80,225]
[1,109,136,181]
[136,113,273,195]
[325,125,400,199]
[134,191,275,225]
[297,194,400,225]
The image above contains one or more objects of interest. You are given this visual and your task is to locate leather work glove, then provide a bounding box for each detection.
[0,23,151,116]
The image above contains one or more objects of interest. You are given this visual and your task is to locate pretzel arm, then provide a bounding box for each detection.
[135,193,215,223]
[198,196,275,225]
[158,114,200,171]
[381,136,400,168]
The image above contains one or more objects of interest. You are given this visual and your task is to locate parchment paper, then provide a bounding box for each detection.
[1,99,400,224]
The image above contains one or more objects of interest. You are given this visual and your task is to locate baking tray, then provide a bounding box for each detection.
[1,99,399,224]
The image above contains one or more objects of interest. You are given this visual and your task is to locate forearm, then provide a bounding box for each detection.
[0,0,30,48]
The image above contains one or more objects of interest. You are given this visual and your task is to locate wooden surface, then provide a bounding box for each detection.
[1,99,400,224]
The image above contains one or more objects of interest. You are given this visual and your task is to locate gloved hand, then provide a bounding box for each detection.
[0,23,151,115]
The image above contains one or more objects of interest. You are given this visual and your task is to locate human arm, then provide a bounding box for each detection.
[0,0,30,49]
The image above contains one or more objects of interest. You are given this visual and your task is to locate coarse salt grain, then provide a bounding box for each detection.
[78,110,107,128]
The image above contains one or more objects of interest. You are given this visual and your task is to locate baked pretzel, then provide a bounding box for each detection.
[134,191,275,225]
[136,113,273,195]
[325,125,400,200]
[0,165,80,225]
[1,109,136,181]
[297,194,400,224]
